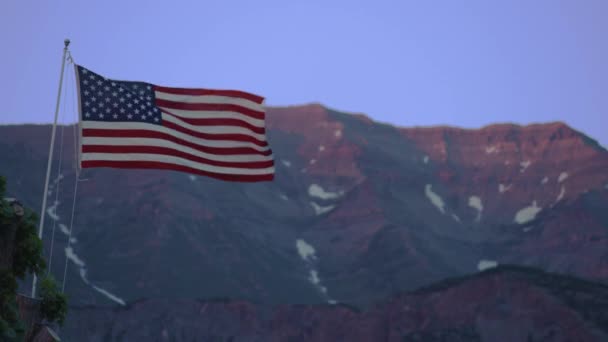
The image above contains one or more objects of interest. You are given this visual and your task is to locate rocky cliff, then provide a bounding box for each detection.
[1,104,607,340]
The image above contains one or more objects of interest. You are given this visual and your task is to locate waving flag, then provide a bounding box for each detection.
[74,65,274,182]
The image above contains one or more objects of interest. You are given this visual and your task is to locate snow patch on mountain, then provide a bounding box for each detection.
[310,272,329,294]
[425,184,445,214]
[47,200,60,221]
[468,196,483,221]
[281,160,292,167]
[68,250,126,306]
[296,239,317,262]
[309,184,343,200]
[65,246,85,267]
[279,194,288,201]
[59,223,69,235]
[46,174,63,196]
[79,269,88,283]
[309,270,320,284]
[514,201,542,224]
[78,268,126,306]
[59,224,77,243]
[423,155,429,164]
[478,259,498,271]
[308,270,328,293]
[310,202,335,215]
[520,160,531,173]
[47,197,125,306]
[295,240,334,302]
[485,146,498,154]
[498,184,511,193]
[555,186,566,203]
[558,172,569,183]
[91,285,126,306]
[452,214,461,222]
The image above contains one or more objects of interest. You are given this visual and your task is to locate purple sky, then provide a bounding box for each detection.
[2,0,607,147]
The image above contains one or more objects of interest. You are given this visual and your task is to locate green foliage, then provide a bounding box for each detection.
[0,175,68,335]
[0,271,24,341]
[0,176,5,196]
[0,176,10,228]
[11,210,46,279]
[39,275,68,326]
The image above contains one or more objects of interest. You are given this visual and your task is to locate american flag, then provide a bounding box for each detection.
[75,65,274,182]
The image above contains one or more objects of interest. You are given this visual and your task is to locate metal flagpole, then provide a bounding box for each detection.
[32,39,71,298]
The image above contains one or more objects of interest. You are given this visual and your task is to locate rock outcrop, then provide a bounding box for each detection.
[1,104,607,341]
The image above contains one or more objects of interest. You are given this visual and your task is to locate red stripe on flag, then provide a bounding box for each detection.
[162,121,268,147]
[82,145,274,169]
[154,86,264,104]
[81,160,274,182]
[165,116,266,135]
[155,99,265,120]
[82,129,273,156]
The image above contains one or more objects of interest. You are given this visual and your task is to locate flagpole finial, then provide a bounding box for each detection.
[64,39,70,48]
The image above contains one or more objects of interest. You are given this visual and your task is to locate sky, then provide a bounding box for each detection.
[1,0,607,147]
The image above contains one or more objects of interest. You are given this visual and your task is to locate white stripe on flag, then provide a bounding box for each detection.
[81,153,275,175]
[154,92,264,112]
[162,113,267,141]
[82,137,273,162]
[158,107,266,127]
[81,121,271,152]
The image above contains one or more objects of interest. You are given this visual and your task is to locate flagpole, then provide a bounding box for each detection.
[32,39,71,298]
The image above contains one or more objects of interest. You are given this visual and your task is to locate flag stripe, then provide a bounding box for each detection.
[82,137,273,161]
[162,119,268,148]
[82,130,272,157]
[81,160,274,182]
[161,112,267,141]
[158,107,265,128]
[164,116,266,135]
[155,99,265,120]
[154,86,264,104]
[82,121,271,151]
[82,145,274,169]
[81,153,275,175]
[154,92,264,112]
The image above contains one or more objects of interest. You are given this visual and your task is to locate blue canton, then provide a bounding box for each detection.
[76,65,162,124]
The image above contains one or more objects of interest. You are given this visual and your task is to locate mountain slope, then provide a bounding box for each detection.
[1,104,607,334]
[62,266,608,342]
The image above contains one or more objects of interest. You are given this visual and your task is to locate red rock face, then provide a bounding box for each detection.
[507,190,608,281]
[400,123,608,224]
[267,104,364,180]
[63,267,608,341]
[1,105,608,341]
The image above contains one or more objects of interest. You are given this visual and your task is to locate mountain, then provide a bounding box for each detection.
[1,104,607,340]
[63,266,608,341]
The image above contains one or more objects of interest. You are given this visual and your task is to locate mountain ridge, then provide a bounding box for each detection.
[62,265,608,341]
[1,103,607,340]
